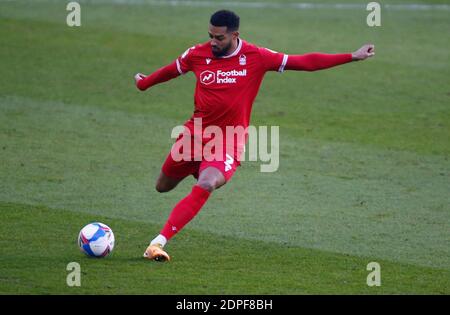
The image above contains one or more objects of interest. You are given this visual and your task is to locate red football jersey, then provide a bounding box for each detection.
[175,39,287,157]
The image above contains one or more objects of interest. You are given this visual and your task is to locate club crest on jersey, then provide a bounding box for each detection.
[206,58,211,65]
[239,54,246,66]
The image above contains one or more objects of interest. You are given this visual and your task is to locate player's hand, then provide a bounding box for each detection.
[352,44,375,61]
[134,73,146,85]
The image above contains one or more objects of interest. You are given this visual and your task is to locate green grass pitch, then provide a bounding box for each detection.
[0,0,449,294]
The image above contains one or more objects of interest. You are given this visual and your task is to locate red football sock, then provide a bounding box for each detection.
[160,185,211,241]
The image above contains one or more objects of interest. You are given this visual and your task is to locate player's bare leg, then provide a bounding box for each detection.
[155,171,183,193]
[144,167,226,262]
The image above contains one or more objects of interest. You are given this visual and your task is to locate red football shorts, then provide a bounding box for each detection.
[161,134,239,182]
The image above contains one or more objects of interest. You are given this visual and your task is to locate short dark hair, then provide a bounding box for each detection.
[210,10,240,32]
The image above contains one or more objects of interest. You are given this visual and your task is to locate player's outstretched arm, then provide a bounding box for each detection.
[134,61,181,91]
[285,44,375,72]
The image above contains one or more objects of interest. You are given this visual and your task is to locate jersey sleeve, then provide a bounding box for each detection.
[285,53,353,72]
[175,45,196,74]
[258,47,289,73]
[136,61,180,91]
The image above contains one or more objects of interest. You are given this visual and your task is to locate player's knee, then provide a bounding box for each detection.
[196,179,217,193]
[155,182,170,193]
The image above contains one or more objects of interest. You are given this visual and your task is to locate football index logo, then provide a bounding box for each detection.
[200,69,247,85]
[224,154,234,172]
[200,70,215,85]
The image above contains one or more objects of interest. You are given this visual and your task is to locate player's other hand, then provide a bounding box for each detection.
[134,73,146,83]
[352,44,375,61]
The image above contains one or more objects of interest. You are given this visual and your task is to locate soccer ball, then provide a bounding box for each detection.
[78,222,115,258]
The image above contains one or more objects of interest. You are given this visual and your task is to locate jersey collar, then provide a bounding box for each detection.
[220,38,243,59]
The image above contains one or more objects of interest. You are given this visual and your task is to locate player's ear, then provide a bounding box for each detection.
[232,31,240,39]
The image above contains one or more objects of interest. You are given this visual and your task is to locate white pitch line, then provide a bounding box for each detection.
[86,0,450,11]
[5,0,450,11]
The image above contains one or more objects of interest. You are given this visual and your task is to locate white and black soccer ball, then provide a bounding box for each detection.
[78,222,115,258]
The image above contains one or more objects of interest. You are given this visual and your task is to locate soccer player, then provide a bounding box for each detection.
[135,10,375,261]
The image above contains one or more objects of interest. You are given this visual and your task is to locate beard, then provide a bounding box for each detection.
[211,41,233,57]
